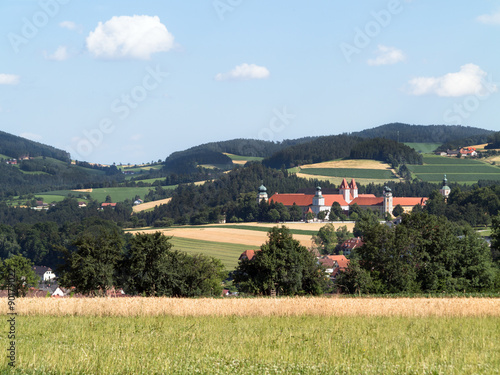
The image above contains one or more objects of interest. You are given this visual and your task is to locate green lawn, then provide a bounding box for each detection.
[224,153,264,162]
[404,142,442,154]
[88,187,155,203]
[299,168,395,180]
[169,237,253,270]
[2,315,497,374]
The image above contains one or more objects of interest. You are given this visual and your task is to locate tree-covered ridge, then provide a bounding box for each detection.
[0,130,70,162]
[164,137,318,160]
[0,160,124,198]
[349,138,423,166]
[353,123,493,143]
[485,131,500,149]
[163,149,234,174]
[262,136,422,169]
[262,134,363,169]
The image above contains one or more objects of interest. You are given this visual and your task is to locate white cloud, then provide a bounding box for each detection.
[476,10,500,25]
[60,21,78,30]
[20,132,43,141]
[367,45,406,66]
[215,63,270,81]
[0,74,20,85]
[86,15,175,60]
[407,64,497,97]
[44,46,69,61]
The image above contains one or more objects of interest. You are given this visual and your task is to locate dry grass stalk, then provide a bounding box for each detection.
[3,297,499,317]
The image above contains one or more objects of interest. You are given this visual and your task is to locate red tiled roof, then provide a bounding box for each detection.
[393,197,428,206]
[323,195,348,206]
[101,203,117,207]
[239,249,259,261]
[269,194,312,206]
[341,237,364,250]
[350,197,384,206]
[339,178,349,189]
[350,178,358,189]
[325,255,350,269]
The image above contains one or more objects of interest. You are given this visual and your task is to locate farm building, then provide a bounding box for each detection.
[266,178,429,218]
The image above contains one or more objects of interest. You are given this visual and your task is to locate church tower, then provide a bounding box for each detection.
[339,178,351,203]
[257,184,268,204]
[383,186,393,215]
[440,175,451,199]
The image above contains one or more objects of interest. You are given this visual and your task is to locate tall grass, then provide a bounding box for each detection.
[1,314,498,374]
[4,297,499,317]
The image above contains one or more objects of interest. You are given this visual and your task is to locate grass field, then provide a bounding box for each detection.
[1,298,498,374]
[408,155,500,183]
[404,142,442,154]
[87,187,155,202]
[170,237,253,270]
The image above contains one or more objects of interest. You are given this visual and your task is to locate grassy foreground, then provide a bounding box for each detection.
[1,298,499,374]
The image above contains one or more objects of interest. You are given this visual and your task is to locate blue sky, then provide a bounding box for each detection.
[1,0,499,164]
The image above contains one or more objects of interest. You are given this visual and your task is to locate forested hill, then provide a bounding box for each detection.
[262,136,422,169]
[0,130,70,162]
[353,123,493,143]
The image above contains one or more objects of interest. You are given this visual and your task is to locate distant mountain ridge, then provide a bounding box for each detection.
[0,131,70,162]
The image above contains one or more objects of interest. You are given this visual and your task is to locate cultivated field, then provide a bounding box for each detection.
[132,198,172,212]
[408,155,500,183]
[294,159,398,185]
[1,298,498,374]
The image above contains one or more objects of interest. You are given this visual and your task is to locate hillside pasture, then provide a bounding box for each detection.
[404,142,442,154]
[88,187,155,202]
[224,153,264,165]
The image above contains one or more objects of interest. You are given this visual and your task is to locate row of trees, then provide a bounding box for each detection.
[337,211,499,294]
[58,225,227,297]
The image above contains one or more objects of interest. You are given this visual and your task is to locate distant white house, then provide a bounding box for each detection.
[33,266,56,282]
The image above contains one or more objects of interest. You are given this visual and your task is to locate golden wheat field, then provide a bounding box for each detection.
[4,297,499,317]
[132,197,172,212]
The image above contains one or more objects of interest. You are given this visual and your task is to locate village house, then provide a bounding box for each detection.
[101,202,117,209]
[33,266,56,282]
[318,255,350,280]
[339,237,364,256]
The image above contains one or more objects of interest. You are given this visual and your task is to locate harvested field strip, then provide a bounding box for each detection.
[132,198,172,212]
[169,237,252,270]
[295,173,392,185]
[299,168,395,179]
[5,297,500,317]
[180,224,318,236]
[204,221,356,232]
[300,159,391,169]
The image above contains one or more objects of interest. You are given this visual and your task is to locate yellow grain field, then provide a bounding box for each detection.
[132,198,172,213]
[5,297,499,317]
[300,159,392,170]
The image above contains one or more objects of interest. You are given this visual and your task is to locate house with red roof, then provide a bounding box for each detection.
[239,250,260,261]
[339,237,364,256]
[319,255,350,279]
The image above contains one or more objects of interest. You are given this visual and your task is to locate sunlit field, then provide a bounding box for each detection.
[1,297,499,374]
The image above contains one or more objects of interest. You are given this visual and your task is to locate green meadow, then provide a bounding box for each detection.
[404,142,442,154]
[169,237,253,270]
[1,315,498,374]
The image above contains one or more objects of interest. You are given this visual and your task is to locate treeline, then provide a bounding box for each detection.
[262,136,422,169]
[424,184,500,227]
[349,138,422,166]
[137,163,338,226]
[0,162,125,198]
[485,131,500,149]
[0,198,132,228]
[338,211,498,294]
[353,123,492,143]
[0,130,70,162]
[163,149,234,174]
